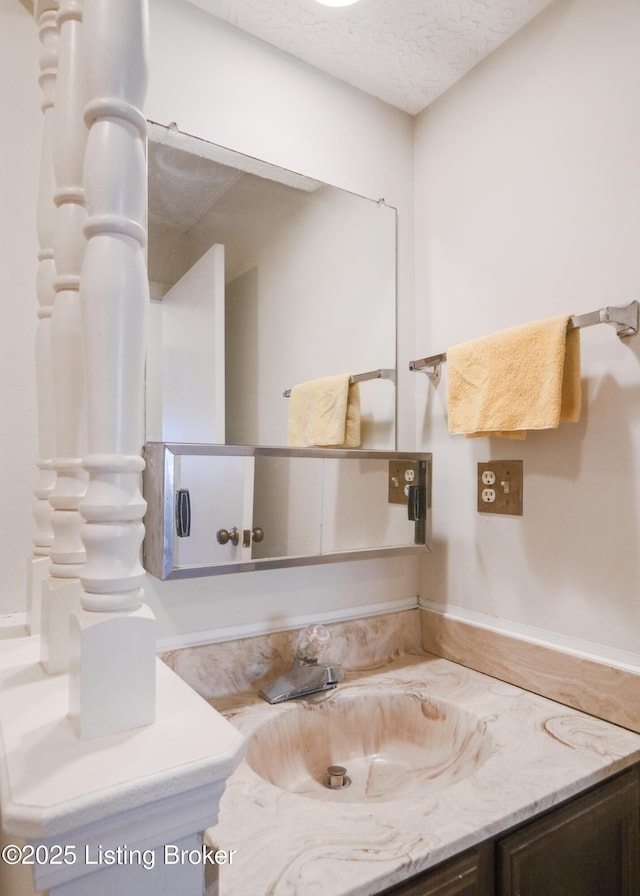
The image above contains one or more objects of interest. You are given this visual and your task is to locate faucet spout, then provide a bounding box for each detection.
[259,625,344,704]
[259,659,344,704]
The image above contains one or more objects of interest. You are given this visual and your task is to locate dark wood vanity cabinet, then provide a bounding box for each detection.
[380,766,640,896]
[497,768,639,896]
[380,847,493,896]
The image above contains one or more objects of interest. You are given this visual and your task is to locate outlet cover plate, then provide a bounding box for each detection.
[477,461,523,515]
[388,460,418,505]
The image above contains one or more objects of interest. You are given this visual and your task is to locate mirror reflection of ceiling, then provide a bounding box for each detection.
[149,144,242,233]
[148,136,318,288]
[183,0,557,115]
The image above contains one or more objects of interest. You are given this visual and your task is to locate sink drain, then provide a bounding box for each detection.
[322,765,351,790]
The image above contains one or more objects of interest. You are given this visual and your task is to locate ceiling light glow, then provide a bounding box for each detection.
[314,0,360,7]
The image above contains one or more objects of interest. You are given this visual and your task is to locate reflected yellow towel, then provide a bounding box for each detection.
[287,374,361,448]
[447,315,581,439]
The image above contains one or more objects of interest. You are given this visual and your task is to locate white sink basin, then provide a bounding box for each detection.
[246,690,493,802]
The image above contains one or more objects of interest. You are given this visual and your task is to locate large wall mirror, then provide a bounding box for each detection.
[145,121,397,450]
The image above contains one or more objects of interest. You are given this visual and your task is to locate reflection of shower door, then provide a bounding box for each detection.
[174,454,254,568]
[157,243,226,442]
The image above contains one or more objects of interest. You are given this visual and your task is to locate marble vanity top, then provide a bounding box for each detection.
[205,652,640,896]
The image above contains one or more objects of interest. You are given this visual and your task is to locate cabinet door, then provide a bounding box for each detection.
[498,769,640,896]
[380,846,494,896]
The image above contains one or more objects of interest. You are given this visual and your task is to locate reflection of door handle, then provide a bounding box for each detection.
[216,527,239,546]
[175,489,191,537]
[243,527,265,547]
[407,485,426,522]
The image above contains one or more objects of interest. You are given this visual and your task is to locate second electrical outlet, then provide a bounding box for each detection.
[477,460,523,515]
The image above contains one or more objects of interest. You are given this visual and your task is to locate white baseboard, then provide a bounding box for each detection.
[0,612,28,640]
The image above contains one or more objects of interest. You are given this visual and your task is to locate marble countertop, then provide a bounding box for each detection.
[206,652,640,896]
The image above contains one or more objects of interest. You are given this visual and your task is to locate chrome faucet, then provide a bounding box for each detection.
[259,625,344,704]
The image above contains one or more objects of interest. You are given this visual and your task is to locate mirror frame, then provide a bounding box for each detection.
[143,443,432,579]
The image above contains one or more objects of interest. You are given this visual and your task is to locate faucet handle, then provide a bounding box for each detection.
[295,624,330,664]
[325,663,344,685]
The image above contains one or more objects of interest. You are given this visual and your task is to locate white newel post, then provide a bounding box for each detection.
[29,0,59,636]
[68,0,156,739]
[40,0,89,673]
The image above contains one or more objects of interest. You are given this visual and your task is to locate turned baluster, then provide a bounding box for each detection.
[41,0,88,673]
[29,0,59,635]
[69,0,156,740]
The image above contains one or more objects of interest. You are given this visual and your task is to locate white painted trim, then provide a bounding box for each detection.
[156,596,418,652]
[0,639,244,840]
[0,613,28,640]
[31,782,225,891]
[419,598,640,674]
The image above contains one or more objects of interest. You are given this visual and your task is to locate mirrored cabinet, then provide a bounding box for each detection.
[142,443,432,579]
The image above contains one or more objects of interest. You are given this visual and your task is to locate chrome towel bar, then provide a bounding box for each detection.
[409,301,639,382]
[283,367,396,397]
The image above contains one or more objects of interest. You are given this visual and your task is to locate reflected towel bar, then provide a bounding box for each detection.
[283,368,396,397]
[409,301,639,382]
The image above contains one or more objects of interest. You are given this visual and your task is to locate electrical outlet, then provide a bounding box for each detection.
[388,460,419,504]
[477,461,523,515]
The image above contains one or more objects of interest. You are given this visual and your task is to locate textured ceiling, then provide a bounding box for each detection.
[184,0,556,115]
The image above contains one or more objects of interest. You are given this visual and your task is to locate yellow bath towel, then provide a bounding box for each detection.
[287,374,361,448]
[447,315,581,439]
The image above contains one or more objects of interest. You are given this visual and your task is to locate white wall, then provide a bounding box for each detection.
[143,0,418,645]
[415,0,640,665]
[0,0,40,616]
[0,0,417,636]
[11,0,632,664]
